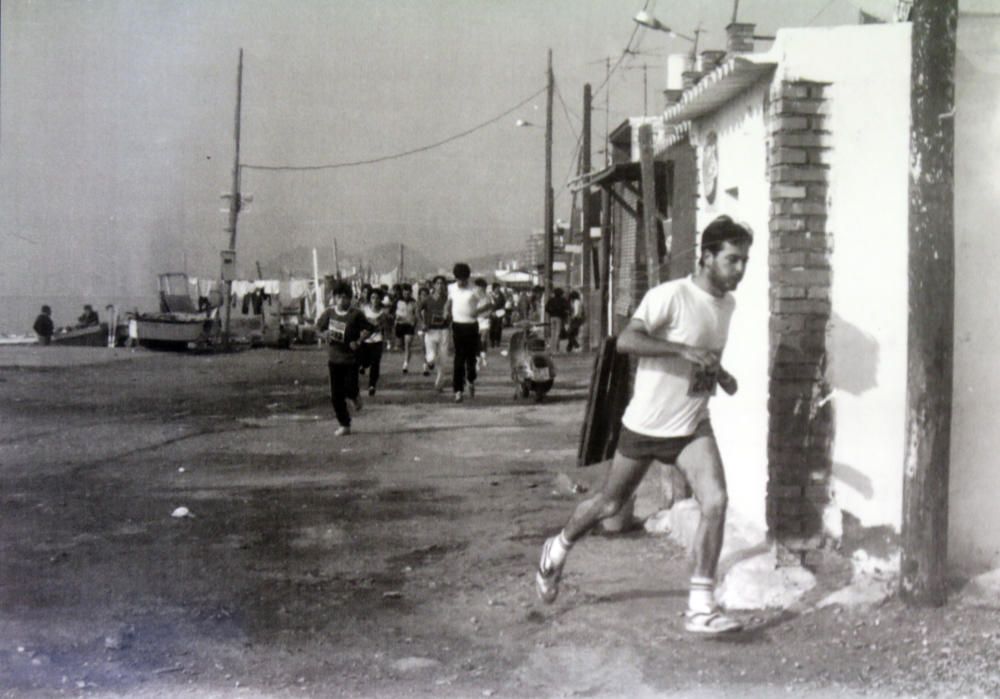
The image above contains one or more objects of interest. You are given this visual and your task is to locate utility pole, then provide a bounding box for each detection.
[604,57,610,166]
[333,239,340,279]
[543,48,554,321]
[221,48,244,351]
[399,243,405,283]
[643,64,648,116]
[580,82,593,350]
[901,0,957,608]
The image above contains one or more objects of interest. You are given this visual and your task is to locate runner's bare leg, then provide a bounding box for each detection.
[562,452,653,541]
[675,434,728,580]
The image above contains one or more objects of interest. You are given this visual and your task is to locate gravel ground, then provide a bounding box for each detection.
[1,342,998,698]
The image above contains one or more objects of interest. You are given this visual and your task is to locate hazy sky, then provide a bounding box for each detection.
[1,0,860,300]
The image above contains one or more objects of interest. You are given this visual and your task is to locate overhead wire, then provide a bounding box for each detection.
[240,85,546,172]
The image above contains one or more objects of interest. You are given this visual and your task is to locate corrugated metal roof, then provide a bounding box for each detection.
[663,57,777,126]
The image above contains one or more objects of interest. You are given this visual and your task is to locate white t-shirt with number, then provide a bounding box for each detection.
[620,276,736,438]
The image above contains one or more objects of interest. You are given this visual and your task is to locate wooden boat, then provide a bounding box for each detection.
[128,314,212,349]
[52,323,109,347]
[127,273,214,350]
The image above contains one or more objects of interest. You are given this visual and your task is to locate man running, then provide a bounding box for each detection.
[446,263,491,403]
[535,215,753,635]
[418,275,450,390]
[315,282,373,436]
[394,284,418,373]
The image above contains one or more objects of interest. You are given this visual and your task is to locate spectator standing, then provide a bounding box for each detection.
[566,290,586,352]
[545,287,571,353]
[33,305,54,345]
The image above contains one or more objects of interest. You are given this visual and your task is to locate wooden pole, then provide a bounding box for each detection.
[221,48,244,351]
[638,123,660,290]
[600,187,611,337]
[543,48,554,322]
[900,0,957,608]
[580,83,593,351]
[399,243,405,283]
[333,239,340,279]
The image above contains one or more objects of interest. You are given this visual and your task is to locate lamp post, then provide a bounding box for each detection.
[632,11,701,59]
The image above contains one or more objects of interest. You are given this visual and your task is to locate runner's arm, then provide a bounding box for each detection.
[616,318,720,368]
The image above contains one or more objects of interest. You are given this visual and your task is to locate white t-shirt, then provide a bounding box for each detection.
[448,283,484,324]
[620,276,736,438]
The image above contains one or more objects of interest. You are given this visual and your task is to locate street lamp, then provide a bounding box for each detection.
[632,10,696,43]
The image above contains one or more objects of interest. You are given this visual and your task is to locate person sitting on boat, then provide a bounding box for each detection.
[77,305,99,327]
[33,305,54,345]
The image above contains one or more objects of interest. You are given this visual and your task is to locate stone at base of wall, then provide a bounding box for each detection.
[718,547,818,610]
[956,568,1000,609]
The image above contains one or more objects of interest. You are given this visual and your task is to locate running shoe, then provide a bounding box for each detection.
[368,386,376,397]
[684,608,743,635]
[454,391,463,403]
[535,536,563,604]
[334,426,351,437]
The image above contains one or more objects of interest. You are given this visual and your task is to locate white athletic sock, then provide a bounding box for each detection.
[688,576,716,613]
[544,532,573,570]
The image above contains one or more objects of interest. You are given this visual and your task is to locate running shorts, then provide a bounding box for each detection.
[395,323,415,338]
[616,419,714,463]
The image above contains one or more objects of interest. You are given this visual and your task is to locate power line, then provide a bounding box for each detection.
[2,230,38,245]
[553,78,581,137]
[805,0,840,25]
[241,85,546,172]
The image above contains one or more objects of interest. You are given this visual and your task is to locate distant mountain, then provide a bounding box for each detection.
[255,243,444,280]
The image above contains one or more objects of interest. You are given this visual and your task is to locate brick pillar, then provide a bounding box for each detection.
[766,80,833,567]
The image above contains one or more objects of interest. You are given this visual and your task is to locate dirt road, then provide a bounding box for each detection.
[2,344,999,698]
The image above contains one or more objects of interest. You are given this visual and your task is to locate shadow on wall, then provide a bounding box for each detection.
[826,312,880,396]
[826,313,880,501]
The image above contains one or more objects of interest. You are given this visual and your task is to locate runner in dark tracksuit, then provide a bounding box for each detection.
[315,282,373,436]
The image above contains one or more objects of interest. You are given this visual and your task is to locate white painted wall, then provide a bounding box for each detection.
[773,24,912,531]
[690,79,772,535]
[949,13,1000,573]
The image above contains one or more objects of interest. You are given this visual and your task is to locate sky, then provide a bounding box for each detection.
[0,0,862,312]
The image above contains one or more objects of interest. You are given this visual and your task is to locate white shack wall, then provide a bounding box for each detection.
[773,24,912,531]
[691,80,772,534]
[950,13,1000,573]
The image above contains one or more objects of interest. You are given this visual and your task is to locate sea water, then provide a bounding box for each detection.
[0,294,158,336]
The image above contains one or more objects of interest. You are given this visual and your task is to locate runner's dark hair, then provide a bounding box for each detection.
[453,263,471,281]
[700,216,753,264]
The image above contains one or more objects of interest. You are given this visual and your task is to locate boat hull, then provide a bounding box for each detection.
[129,317,211,350]
[52,323,109,347]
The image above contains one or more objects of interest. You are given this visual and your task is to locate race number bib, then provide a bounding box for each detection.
[688,365,719,397]
[329,320,347,343]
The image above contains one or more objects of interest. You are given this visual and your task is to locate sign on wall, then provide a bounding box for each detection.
[703,131,719,205]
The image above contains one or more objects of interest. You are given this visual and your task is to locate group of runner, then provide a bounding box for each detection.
[319,215,754,636]
[315,262,512,436]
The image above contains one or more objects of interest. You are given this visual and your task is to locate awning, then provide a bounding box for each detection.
[569,161,667,193]
[663,57,777,126]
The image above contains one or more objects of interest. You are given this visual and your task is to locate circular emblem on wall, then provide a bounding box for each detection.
[703,131,719,205]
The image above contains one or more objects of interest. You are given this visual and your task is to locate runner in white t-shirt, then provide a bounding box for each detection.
[535,215,753,636]
[446,263,491,403]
